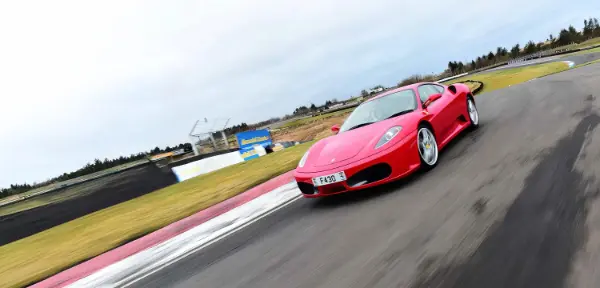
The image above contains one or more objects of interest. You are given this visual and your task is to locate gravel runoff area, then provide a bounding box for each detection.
[133,63,600,288]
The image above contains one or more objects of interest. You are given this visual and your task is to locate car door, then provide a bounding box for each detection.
[417,84,454,141]
[432,83,464,124]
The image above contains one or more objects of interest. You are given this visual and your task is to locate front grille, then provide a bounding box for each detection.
[319,184,346,194]
[346,163,392,187]
[297,182,317,195]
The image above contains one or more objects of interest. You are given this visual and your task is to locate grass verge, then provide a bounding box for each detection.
[449,61,570,94]
[0,143,312,288]
[574,37,600,49]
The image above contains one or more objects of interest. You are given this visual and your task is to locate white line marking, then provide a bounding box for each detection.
[122,194,302,287]
[67,182,302,288]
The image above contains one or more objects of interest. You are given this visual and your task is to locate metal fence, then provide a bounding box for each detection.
[507,48,574,65]
[188,118,234,155]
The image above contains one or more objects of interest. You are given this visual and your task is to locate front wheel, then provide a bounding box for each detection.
[467,97,479,129]
[417,126,438,170]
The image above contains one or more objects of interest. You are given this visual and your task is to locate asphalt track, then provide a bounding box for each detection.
[134,63,600,288]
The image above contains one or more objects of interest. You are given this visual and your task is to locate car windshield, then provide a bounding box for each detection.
[339,89,417,132]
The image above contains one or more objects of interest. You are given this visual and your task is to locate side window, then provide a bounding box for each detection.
[417,85,437,103]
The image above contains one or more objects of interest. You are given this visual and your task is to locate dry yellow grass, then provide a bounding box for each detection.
[576,37,600,49]
[278,107,354,129]
[273,112,349,143]
[0,143,312,288]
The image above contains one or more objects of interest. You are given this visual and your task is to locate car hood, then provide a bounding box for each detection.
[301,117,410,172]
[312,132,370,167]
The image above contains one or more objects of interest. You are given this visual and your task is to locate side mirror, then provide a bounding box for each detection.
[331,124,340,133]
[423,93,442,108]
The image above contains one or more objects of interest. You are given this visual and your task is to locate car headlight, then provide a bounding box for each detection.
[375,126,402,149]
[298,151,310,168]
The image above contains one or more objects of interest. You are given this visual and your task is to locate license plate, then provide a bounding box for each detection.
[312,171,347,187]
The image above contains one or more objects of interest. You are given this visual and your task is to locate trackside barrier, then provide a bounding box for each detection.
[437,73,468,83]
[171,151,244,182]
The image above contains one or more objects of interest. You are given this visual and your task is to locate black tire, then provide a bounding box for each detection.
[417,124,439,171]
[467,96,479,130]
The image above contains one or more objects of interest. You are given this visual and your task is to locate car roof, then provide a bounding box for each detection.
[365,82,439,102]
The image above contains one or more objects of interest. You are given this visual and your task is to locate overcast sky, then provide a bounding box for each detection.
[1,0,599,187]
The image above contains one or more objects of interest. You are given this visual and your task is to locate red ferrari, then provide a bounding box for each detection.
[293,82,479,198]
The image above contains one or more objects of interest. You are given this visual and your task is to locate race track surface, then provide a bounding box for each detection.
[135,63,600,288]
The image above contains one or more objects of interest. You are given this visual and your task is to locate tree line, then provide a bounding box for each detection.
[289,98,341,117]
[398,17,600,86]
[226,97,342,133]
[0,143,192,199]
[259,17,600,129]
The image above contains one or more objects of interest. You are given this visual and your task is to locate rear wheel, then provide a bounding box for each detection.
[417,125,438,170]
[467,96,479,129]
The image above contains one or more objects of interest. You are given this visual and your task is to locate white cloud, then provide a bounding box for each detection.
[1,0,599,186]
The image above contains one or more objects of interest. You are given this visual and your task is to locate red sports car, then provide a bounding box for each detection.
[293,82,479,198]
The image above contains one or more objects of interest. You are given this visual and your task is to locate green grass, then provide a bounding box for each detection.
[450,61,570,94]
[0,143,312,288]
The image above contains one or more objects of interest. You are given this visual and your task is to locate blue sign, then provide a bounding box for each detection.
[236,129,272,161]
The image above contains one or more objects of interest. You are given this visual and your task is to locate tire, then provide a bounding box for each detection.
[467,96,479,129]
[417,125,439,170]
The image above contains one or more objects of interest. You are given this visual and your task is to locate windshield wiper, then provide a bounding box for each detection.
[385,110,413,119]
[347,122,375,131]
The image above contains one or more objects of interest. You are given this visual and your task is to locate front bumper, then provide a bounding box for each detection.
[293,131,421,198]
